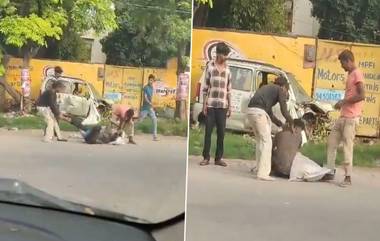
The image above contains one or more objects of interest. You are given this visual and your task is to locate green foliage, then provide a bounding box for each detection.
[102,0,191,67]
[189,128,255,160]
[189,129,380,167]
[195,0,287,33]
[0,0,117,63]
[0,0,10,75]
[0,12,67,48]
[0,114,187,136]
[70,0,117,34]
[229,0,287,33]
[56,30,91,61]
[196,0,213,7]
[310,0,380,43]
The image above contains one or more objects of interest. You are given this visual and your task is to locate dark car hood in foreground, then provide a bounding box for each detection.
[0,178,183,226]
[0,202,156,241]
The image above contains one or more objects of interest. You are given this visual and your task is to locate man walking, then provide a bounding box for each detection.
[325,50,365,187]
[139,74,159,141]
[200,42,232,167]
[247,76,293,181]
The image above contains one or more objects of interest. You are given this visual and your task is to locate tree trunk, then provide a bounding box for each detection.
[0,55,22,111]
[193,3,209,27]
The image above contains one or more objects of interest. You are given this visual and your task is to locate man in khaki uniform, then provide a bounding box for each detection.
[324,50,365,187]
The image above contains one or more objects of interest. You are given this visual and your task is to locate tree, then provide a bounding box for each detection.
[102,0,191,71]
[0,0,117,111]
[193,0,213,27]
[229,0,287,33]
[193,0,287,33]
[0,0,12,76]
[310,0,380,43]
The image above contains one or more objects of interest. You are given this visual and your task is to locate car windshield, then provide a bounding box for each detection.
[286,72,312,104]
[88,83,102,100]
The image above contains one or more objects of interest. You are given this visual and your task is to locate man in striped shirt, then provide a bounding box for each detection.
[200,42,232,167]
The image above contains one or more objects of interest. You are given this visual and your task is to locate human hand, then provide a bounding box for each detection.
[334,100,344,110]
[203,106,208,116]
[227,108,232,118]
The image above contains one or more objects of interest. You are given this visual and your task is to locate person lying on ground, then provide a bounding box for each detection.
[80,125,121,145]
[271,118,330,182]
[36,80,70,143]
[112,104,136,144]
[271,119,304,177]
[66,116,122,145]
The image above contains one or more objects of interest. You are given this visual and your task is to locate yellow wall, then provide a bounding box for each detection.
[5,58,104,100]
[143,58,178,109]
[190,28,315,100]
[314,40,380,137]
[103,66,144,113]
[4,57,178,110]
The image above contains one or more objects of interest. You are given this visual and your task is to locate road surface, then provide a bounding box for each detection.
[0,129,187,224]
[186,155,380,241]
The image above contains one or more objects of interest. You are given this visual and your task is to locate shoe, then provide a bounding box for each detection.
[257,176,276,181]
[199,159,210,166]
[339,176,352,187]
[250,166,258,174]
[57,138,68,142]
[153,136,159,141]
[128,137,137,145]
[215,160,227,167]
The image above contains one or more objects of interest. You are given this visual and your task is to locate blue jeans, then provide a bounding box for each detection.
[139,109,157,137]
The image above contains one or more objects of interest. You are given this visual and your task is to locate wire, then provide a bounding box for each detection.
[270,36,306,59]
[292,17,380,42]
[123,2,192,15]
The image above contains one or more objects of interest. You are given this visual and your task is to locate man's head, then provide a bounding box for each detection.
[54,66,63,78]
[293,118,305,133]
[215,42,230,64]
[338,50,355,72]
[52,80,66,93]
[148,74,155,86]
[124,109,134,122]
[274,76,289,93]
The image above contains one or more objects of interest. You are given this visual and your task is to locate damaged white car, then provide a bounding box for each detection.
[192,58,333,144]
[40,76,112,126]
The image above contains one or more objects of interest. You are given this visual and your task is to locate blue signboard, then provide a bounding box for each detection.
[104,92,122,102]
[314,88,344,103]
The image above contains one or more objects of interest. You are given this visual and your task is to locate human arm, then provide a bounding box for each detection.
[48,91,70,121]
[335,82,365,109]
[227,71,232,117]
[278,88,293,126]
[268,108,283,128]
[202,66,211,115]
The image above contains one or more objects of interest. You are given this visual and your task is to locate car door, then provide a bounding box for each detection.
[228,65,255,131]
[57,81,91,117]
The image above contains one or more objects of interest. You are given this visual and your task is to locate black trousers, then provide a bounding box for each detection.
[202,108,227,161]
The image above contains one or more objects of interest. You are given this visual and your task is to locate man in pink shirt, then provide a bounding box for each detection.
[112,104,136,144]
[325,50,365,187]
